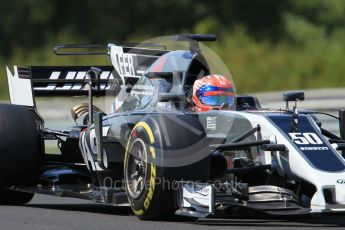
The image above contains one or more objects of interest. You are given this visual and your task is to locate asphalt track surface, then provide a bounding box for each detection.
[0,194,344,230]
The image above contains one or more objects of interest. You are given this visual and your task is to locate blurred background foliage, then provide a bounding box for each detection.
[1,0,345,99]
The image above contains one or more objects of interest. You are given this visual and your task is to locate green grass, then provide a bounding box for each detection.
[212,30,345,94]
[1,31,345,99]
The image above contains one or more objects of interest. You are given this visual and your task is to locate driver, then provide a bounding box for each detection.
[191,74,235,112]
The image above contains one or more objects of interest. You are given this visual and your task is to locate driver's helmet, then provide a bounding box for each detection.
[192,75,235,112]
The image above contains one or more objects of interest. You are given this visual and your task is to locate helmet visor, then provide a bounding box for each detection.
[200,95,234,106]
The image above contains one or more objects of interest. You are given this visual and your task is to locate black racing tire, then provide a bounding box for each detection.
[124,114,210,220]
[0,189,35,205]
[0,104,42,205]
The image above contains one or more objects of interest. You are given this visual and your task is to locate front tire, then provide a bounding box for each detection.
[124,114,210,220]
[124,120,173,220]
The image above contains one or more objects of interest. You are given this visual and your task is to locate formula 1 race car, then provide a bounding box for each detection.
[1,34,345,220]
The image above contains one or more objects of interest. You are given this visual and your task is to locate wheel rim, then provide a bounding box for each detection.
[125,138,148,199]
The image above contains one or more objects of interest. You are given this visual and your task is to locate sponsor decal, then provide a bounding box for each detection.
[113,53,135,77]
[289,132,323,145]
[269,115,345,172]
[195,187,210,197]
[109,45,142,82]
[337,179,345,184]
[33,70,113,91]
[289,132,328,151]
[206,116,217,130]
[131,84,155,96]
[300,147,329,151]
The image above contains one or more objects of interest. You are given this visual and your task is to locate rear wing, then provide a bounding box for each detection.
[15,66,135,96]
[6,34,215,107]
[6,44,167,107]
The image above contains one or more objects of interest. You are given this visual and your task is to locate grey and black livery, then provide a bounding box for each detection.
[2,34,345,220]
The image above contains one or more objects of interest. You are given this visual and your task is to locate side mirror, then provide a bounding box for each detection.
[336,143,345,151]
[283,91,305,102]
[236,96,262,111]
[260,144,286,152]
[158,93,185,110]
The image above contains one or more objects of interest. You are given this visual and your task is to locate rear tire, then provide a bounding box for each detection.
[0,104,42,205]
[0,189,34,205]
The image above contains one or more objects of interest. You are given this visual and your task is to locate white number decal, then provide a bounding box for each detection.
[303,133,323,144]
[289,133,309,145]
[289,132,323,145]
